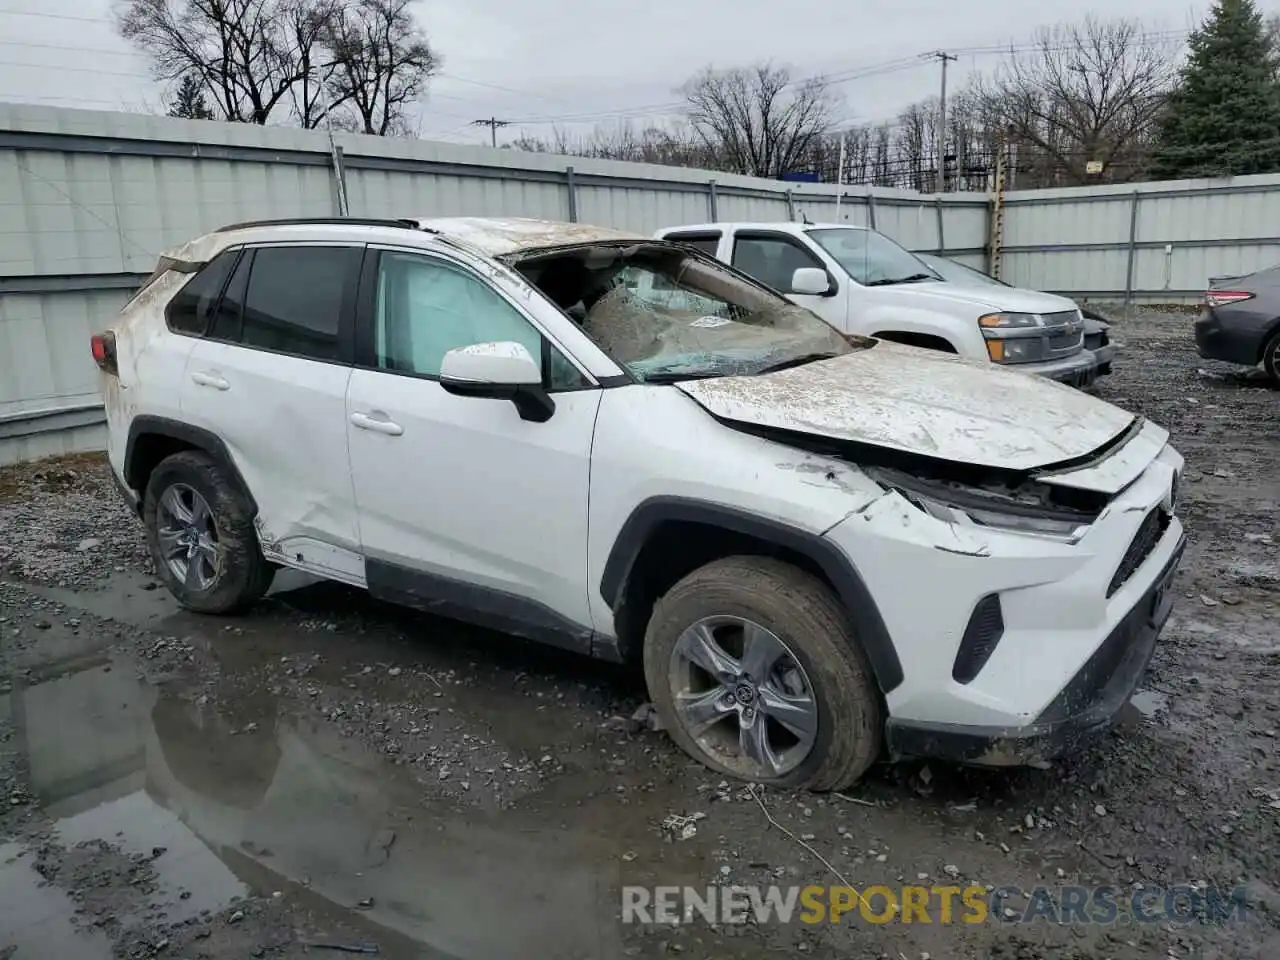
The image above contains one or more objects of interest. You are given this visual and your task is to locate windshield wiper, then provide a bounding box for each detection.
[864,272,937,287]
[641,371,723,384]
[754,352,839,375]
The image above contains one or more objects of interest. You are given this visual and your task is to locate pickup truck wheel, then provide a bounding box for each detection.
[643,556,883,791]
[1264,329,1280,387]
[143,451,274,614]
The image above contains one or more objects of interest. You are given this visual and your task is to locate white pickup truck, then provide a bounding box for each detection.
[654,221,1097,387]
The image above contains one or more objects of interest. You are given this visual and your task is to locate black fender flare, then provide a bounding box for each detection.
[600,497,904,694]
[124,415,258,514]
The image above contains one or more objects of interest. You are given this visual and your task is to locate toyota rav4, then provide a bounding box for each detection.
[93,216,1186,790]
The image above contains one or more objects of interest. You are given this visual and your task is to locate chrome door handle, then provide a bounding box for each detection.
[191,372,230,391]
[350,411,404,437]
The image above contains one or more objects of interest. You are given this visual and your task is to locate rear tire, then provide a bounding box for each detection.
[143,451,274,614]
[643,556,883,792]
[1263,329,1280,387]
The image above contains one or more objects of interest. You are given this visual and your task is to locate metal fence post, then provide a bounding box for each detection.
[708,179,719,221]
[786,189,796,221]
[865,189,877,230]
[1124,190,1140,310]
[565,165,578,223]
[330,143,349,216]
[935,196,946,255]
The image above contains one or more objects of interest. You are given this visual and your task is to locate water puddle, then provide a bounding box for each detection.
[1127,688,1170,720]
[5,649,621,959]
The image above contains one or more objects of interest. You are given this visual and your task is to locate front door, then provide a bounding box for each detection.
[344,246,602,645]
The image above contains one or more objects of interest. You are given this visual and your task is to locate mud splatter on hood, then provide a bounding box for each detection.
[676,341,1139,471]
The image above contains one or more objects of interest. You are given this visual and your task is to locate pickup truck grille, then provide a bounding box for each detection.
[1043,310,1085,354]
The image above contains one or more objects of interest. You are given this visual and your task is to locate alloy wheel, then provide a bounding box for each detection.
[667,615,819,779]
[155,483,221,591]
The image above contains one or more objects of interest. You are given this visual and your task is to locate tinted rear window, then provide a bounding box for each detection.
[165,250,238,335]
[239,246,354,361]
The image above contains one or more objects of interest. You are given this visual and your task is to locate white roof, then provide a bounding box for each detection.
[414,217,647,257]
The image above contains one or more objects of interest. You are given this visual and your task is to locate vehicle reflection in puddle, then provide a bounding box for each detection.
[9,652,618,959]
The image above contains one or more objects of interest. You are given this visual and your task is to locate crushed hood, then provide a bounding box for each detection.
[676,342,1137,472]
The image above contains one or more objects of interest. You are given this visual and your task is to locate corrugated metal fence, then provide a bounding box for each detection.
[3,103,1280,463]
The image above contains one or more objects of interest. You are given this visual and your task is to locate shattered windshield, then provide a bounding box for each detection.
[808,227,943,287]
[519,244,857,382]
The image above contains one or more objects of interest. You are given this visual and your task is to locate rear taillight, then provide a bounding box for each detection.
[1205,290,1255,308]
[91,331,118,375]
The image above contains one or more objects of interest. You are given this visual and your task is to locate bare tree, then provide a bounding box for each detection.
[974,17,1178,184]
[324,0,440,135]
[682,63,839,178]
[284,0,345,128]
[115,0,318,124]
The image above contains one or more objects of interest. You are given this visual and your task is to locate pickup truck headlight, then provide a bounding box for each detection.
[978,312,1049,364]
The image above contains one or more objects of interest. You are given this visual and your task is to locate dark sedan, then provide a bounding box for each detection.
[1196,268,1280,385]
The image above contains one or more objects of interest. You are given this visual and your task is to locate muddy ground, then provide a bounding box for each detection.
[1,309,1277,960]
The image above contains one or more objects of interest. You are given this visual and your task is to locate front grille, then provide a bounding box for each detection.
[1043,310,1084,354]
[1049,330,1084,351]
[1107,508,1170,598]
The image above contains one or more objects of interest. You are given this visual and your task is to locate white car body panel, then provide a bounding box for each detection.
[346,369,601,632]
[676,342,1135,471]
[178,338,364,583]
[1038,420,1171,495]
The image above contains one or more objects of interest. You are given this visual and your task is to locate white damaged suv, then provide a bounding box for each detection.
[94,216,1185,790]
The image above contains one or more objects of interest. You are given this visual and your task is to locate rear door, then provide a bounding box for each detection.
[179,243,366,584]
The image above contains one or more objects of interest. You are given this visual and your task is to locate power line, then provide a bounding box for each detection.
[470,116,511,147]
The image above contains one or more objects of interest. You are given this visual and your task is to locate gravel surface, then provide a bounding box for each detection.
[1,311,1277,959]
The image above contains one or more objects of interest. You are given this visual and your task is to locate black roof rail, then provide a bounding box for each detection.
[215,217,423,233]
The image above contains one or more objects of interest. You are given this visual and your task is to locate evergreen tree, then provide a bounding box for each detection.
[1152,0,1280,178]
[167,75,216,121]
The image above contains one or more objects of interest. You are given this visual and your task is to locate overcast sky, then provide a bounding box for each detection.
[0,0,1228,145]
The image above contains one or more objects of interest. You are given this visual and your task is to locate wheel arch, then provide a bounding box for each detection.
[600,497,904,694]
[125,416,258,515]
[1257,315,1280,365]
[872,330,958,353]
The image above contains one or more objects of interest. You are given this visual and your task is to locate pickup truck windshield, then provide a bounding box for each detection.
[808,227,943,287]
[520,245,856,382]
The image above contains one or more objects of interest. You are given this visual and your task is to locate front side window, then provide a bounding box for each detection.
[521,243,857,383]
[239,246,355,361]
[375,252,585,389]
[731,235,825,294]
[165,249,237,335]
[807,228,942,287]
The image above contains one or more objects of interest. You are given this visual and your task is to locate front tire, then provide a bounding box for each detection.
[643,556,883,791]
[143,451,274,614]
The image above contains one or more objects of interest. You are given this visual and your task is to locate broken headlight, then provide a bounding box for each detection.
[868,468,1093,542]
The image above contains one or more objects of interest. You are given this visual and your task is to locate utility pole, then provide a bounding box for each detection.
[471,117,510,148]
[925,51,957,194]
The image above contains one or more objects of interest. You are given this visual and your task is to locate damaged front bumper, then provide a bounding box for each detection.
[884,534,1185,765]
